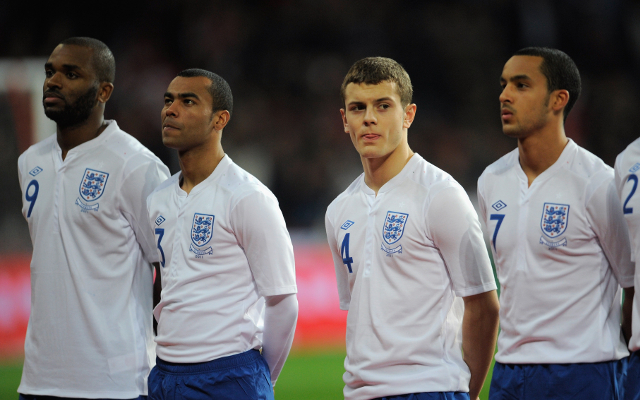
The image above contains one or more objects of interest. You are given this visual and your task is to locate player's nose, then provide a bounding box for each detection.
[499,86,511,104]
[45,72,63,89]
[363,105,377,125]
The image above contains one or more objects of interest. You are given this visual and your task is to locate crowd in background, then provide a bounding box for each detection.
[2,0,640,253]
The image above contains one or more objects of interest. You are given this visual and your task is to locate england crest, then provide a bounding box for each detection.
[191,213,215,247]
[541,203,570,238]
[79,168,109,202]
[382,211,409,246]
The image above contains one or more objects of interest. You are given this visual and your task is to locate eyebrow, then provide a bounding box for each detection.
[164,92,200,100]
[500,74,532,83]
[44,62,83,71]
[347,96,396,106]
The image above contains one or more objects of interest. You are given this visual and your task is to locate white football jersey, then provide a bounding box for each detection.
[325,154,497,400]
[147,155,297,364]
[478,139,634,364]
[614,138,640,353]
[17,120,170,398]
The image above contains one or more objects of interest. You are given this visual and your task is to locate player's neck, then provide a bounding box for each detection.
[361,145,414,195]
[56,113,107,161]
[178,141,225,195]
[517,124,568,187]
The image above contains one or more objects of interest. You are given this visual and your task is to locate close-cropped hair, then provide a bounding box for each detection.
[177,68,233,116]
[514,47,581,121]
[340,57,413,107]
[60,37,115,84]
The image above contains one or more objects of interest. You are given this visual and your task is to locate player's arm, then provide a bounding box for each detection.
[427,183,499,400]
[623,287,635,344]
[263,294,298,386]
[231,189,298,384]
[152,262,161,335]
[462,290,500,400]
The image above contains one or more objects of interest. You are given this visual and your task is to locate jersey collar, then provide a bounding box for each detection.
[175,154,231,196]
[360,153,422,195]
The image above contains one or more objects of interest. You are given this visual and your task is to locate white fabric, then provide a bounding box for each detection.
[478,139,634,364]
[325,154,496,400]
[262,294,298,384]
[147,155,297,365]
[17,120,170,398]
[614,138,640,352]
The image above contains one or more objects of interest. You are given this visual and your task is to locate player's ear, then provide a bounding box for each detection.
[212,110,231,131]
[403,104,417,129]
[97,82,114,104]
[551,89,569,114]
[340,108,350,134]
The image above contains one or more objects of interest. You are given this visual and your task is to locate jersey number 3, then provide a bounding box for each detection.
[155,228,166,268]
[341,233,353,273]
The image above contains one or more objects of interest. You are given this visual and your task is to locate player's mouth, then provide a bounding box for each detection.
[162,121,181,133]
[361,133,381,141]
[501,108,514,122]
[43,91,65,106]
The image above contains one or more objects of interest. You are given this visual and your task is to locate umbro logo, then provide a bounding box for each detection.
[492,200,507,211]
[29,166,43,177]
[155,216,166,226]
[341,220,355,230]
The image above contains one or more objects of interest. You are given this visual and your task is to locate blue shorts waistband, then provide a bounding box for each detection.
[156,349,262,373]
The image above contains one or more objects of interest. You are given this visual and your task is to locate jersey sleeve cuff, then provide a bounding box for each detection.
[260,285,298,297]
[455,282,498,298]
[619,274,636,289]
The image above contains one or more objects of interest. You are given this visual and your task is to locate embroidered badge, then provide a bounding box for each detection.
[381,211,408,256]
[28,166,43,177]
[539,203,570,248]
[76,168,109,212]
[492,200,507,211]
[189,213,214,257]
[340,220,355,230]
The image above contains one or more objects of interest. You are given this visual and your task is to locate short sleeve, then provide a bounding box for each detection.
[119,157,170,263]
[230,190,297,297]
[587,171,635,288]
[325,209,351,310]
[427,185,497,297]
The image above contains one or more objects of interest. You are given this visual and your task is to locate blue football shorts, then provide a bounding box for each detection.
[624,350,640,400]
[489,359,627,400]
[19,396,145,400]
[148,349,273,400]
[373,392,470,400]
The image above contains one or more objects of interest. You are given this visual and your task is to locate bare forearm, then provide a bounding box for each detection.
[152,262,161,335]
[462,290,500,400]
[623,287,635,344]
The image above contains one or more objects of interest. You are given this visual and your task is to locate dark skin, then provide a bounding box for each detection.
[43,43,113,160]
[44,43,162,330]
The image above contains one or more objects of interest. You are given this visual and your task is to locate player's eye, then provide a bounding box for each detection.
[66,72,78,79]
[45,69,54,78]
[379,103,390,110]
[184,99,194,105]
[164,98,173,105]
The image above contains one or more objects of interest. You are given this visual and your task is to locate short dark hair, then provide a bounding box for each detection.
[60,37,115,84]
[513,47,581,121]
[340,57,413,107]
[177,68,233,116]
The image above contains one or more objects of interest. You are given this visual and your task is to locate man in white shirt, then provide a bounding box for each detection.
[614,143,639,400]
[146,69,298,400]
[478,47,634,400]
[17,37,170,399]
[325,57,500,400]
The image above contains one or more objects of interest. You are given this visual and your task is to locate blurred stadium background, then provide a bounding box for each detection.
[1,0,639,398]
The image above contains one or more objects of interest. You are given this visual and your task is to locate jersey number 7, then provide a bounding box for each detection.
[490,214,505,252]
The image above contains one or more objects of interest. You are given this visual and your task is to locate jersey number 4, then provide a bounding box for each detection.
[623,174,638,214]
[341,233,353,273]
[490,214,505,252]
